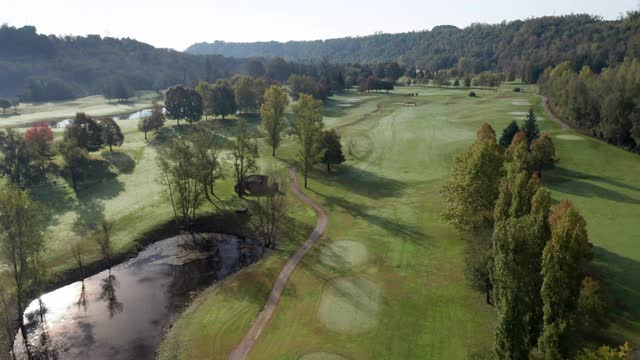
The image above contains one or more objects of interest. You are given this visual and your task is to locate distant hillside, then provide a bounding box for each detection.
[187,13,640,81]
[0,25,248,100]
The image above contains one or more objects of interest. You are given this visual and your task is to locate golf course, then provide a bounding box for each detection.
[1,83,638,359]
[149,84,640,359]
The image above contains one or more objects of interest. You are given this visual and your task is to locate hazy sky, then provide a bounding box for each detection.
[2,0,638,50]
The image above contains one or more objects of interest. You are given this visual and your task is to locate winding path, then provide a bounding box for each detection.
[540,95,570,130]
[229,167,328,360]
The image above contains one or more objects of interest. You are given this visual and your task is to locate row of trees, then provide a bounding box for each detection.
[540,59,640,150]
[441,119,615,358]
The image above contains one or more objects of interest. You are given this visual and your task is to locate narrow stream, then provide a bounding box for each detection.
[11,233,262,360]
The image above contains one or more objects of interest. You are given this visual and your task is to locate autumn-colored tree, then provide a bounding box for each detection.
[538,201,592,360]
[260,85,289,156]
[531,133,556,176]
[24,123,55,173]
[477,123,497,142]
[505,131,532,175]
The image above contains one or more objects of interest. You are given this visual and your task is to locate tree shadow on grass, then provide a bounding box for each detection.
[545,167,640,205]
[550,167,640,193]
[102,151,136,174]
[30,177,76,229]
[314,165,408,200]
[590,246,640,344]
[315,192,431,249]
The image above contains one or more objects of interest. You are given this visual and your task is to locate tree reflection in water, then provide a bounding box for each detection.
[98,271,123,319]
[76,281,88,313]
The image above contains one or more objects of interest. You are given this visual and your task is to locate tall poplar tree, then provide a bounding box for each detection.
[292,94,324,188]
[260,85,289,156]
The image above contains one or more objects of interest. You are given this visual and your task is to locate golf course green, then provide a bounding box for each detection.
[2,83,638,359]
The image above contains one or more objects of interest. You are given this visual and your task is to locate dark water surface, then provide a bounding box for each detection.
[12,234,262,360]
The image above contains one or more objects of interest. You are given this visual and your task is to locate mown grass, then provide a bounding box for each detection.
[545,131,640,345]
[158,85,566,359]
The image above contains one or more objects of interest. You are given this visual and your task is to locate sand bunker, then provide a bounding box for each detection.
[508,112,528,116]
[512,101,530,106]
[556,134,584,141]
[318,277,381,334]
[320,241,368,268]
[299,353,347,360]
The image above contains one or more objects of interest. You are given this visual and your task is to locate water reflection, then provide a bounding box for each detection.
[76,282,88,313]
[98,272,123,319]
[24,107,166,129]
[12,234,261,360]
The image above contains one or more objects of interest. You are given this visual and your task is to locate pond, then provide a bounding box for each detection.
[11,233,262,360]
[39,107,165,129]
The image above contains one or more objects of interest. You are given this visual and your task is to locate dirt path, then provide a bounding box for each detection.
[540,95,570,130]
[229,167,328,360]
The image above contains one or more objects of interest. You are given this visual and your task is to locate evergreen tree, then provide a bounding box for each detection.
[499,120,520,148]
[522,108,540,145]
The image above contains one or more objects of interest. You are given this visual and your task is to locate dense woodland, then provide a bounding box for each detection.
[188,13,640,83]
[0,25,249,100]
[540,59,640,150]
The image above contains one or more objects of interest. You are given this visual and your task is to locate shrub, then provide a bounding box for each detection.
[514,87,522,92]
[469,91,477,97]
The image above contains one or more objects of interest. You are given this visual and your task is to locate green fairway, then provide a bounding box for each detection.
[159,85,563,359]
[0,92,160,128]
[545,131,640,344]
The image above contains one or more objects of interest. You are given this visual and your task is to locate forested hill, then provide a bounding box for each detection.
[0,25,248,100]
[187,13,640,81]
